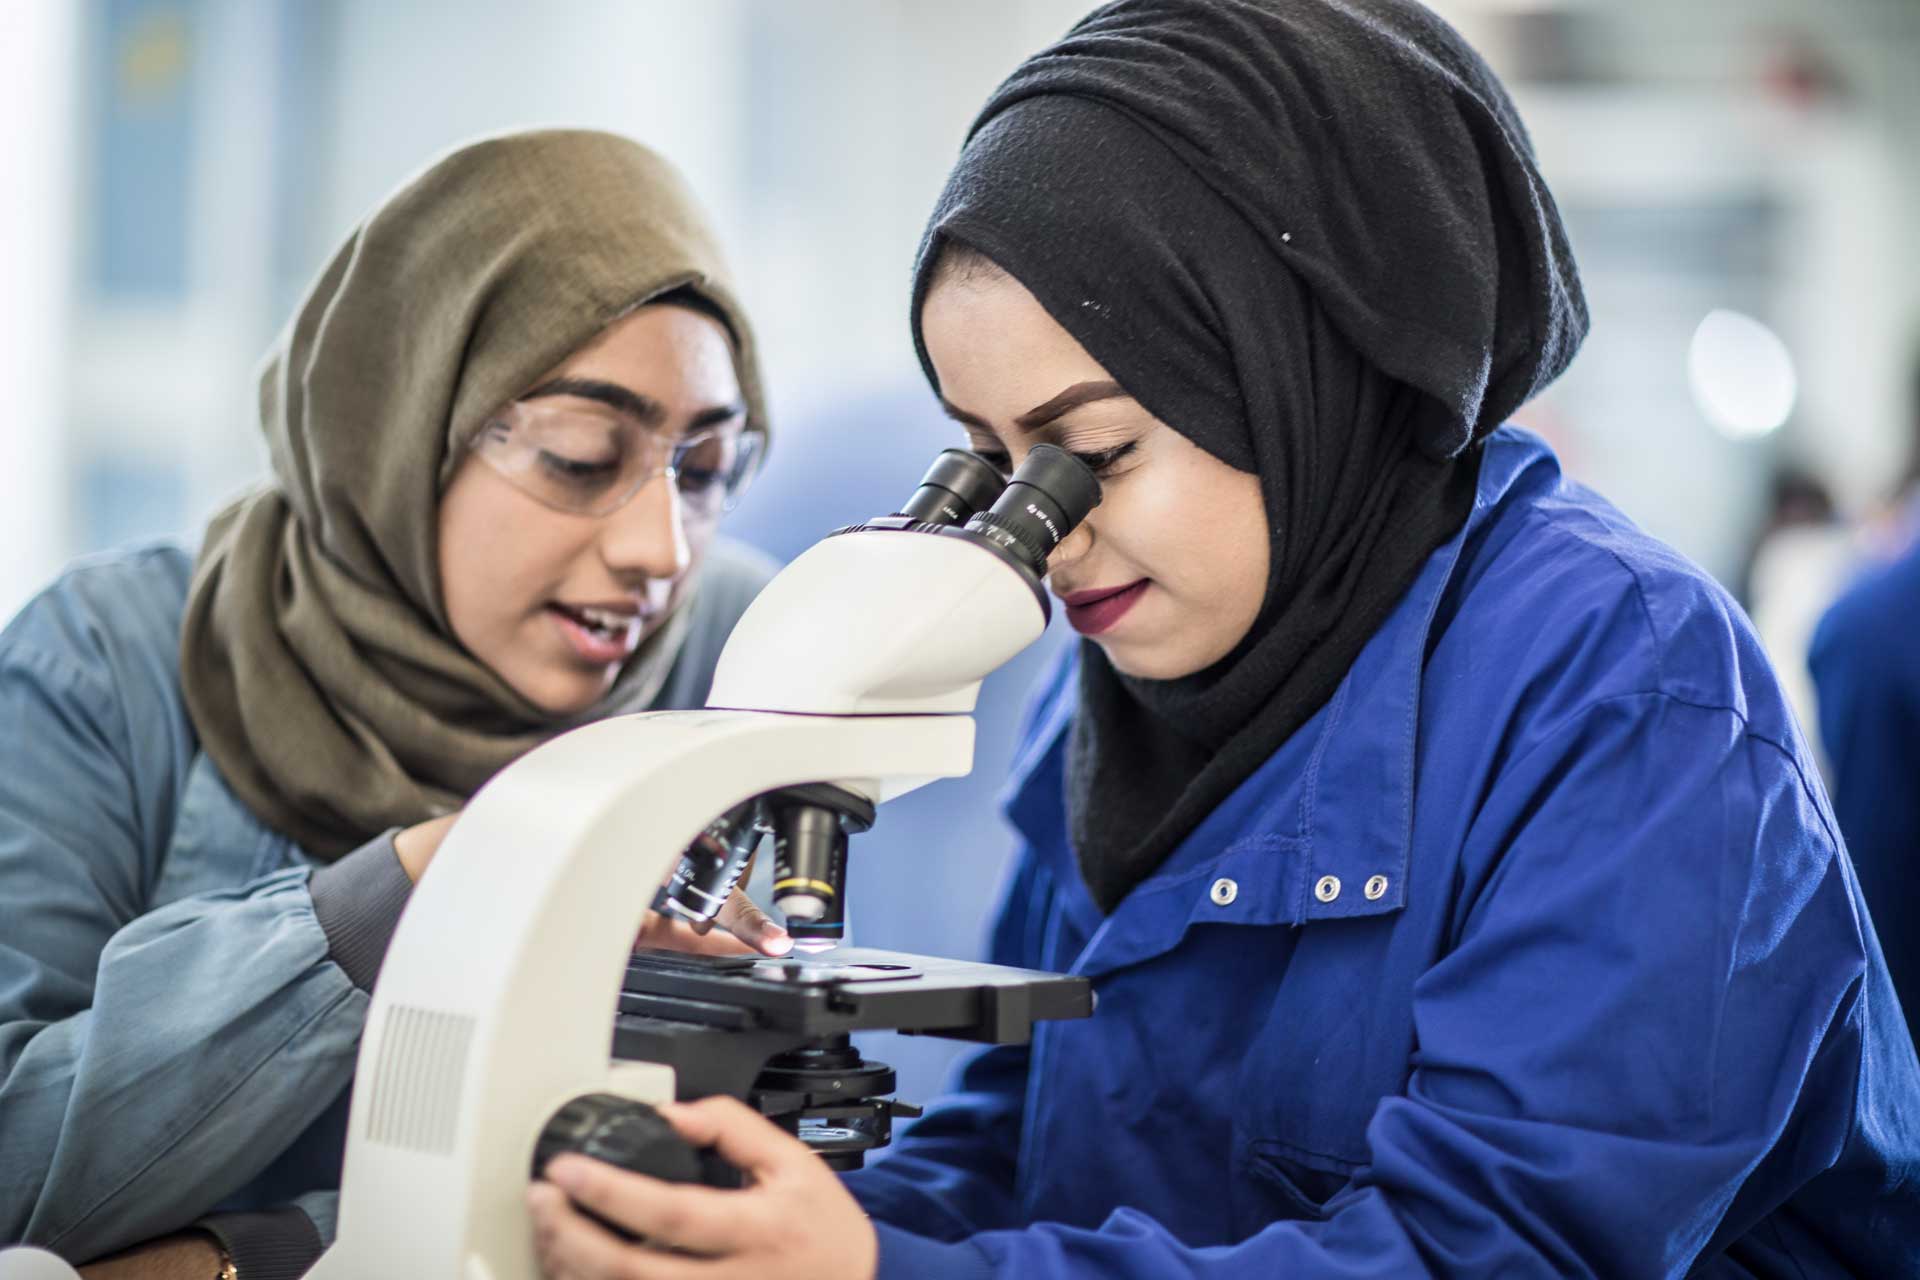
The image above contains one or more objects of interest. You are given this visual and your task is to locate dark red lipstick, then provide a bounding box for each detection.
[1061,580,1149,636]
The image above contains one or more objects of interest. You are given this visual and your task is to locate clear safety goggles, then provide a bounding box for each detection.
[470,399,765,519]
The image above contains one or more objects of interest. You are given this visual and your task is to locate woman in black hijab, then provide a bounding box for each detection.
[526,3,1920,1277]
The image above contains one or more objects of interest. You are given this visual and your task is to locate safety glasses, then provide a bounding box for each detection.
[470,399,764,519]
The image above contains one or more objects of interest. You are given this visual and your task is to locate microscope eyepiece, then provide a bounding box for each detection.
[897,448,1007,527]
[962,444,1102,575]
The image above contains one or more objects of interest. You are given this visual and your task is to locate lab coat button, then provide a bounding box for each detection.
[1365,875,1389,900]
[1209,877,1239,906]
[1314,875,1341,903]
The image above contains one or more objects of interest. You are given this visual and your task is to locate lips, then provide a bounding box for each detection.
[562,603,639,633]
[546,602,645,664]
[1060,583,1137,608]
[1061,580,1149,636]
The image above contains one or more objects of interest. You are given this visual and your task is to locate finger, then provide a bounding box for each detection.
[526,1182,576,1277]
[529,1181,602,1280]
[657,1096,814,1179]
[635,914,754,957]
[530,1178,718,1280]
[544,1155,752,1259]
[668,921,754,957]
[716,889,791,957]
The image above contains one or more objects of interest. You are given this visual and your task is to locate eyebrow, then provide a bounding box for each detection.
[939,379,1132,435]
[523,377,746,432]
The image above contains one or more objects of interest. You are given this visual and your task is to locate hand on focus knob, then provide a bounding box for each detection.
[529,1098,876,1280]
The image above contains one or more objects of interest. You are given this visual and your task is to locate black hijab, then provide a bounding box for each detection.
[909,0,1588,911]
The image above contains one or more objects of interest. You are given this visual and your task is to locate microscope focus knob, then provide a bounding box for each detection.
[533,1093,742,1238]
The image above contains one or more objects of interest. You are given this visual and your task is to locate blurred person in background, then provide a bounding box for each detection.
[1740,462,1852,768]
[1738,464,1841,609]
[1810,340,1920,1058]
[0,129,789,1278]
[525,2,1920,1278]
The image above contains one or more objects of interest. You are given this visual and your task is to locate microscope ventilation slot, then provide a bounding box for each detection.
[365,1004,475,1155]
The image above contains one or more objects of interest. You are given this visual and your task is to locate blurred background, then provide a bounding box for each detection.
[3,0,1918,1106]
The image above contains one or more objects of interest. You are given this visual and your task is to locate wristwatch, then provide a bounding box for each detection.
[213,1242,238,1280]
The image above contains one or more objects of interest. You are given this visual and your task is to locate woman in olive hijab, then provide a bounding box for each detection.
[0,129,786,1276]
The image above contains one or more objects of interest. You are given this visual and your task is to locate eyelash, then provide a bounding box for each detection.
[539,450,620,482]
[975,442,1137,478]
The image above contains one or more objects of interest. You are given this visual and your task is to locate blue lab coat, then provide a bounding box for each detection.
[843,429,1920,1278]
[1811,523,1920,1055]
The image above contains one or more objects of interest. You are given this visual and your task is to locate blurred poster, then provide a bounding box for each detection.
[87,0,198,302]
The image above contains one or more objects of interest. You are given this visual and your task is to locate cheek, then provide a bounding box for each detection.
[1110,470,1268,615]
[437,467,580,646]
[1214,488,1271,621]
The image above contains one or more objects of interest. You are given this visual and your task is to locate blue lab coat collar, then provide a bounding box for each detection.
[1001,430,1545,978]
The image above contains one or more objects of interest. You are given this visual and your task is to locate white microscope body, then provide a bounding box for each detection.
[295,447,1095,1279]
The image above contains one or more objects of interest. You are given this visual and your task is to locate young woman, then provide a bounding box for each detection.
[524,4,1920,1279]
[0,129,792,1278]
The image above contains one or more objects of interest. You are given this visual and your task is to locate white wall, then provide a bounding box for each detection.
[311,0,1092,432]
[1443,0,1920,521]
[318,0,751,258]
[0,2,77,619]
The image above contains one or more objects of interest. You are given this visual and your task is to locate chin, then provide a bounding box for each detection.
[1097,639,1205,682]
[1099,618,1254,681]
[515,669,617,718]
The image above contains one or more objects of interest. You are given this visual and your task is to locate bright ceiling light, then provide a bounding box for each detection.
[1688,309,1797,441]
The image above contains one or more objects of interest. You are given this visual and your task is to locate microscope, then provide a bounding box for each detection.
[295,444,1102,1276]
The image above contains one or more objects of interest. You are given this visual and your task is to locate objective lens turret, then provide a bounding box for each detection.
[651,800,763,928]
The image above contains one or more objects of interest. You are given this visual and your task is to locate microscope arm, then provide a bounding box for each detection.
[307,708,974,1280]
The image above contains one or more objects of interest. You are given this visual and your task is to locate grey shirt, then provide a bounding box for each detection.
[0,538,774,1271]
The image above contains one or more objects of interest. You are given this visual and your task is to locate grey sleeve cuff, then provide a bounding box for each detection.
[308,828,413,992]
[198,1207,326,1280]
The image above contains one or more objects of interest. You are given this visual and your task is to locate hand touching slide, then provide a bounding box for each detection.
[395,813,791,957]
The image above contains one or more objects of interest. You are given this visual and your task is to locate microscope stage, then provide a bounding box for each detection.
[617,946,1092,1045]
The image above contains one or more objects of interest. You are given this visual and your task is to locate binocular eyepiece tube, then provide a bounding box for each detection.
[961,444,1102,576]
[651,445,1100,948]
[899,444,1102,576]
[898,449,1008,527]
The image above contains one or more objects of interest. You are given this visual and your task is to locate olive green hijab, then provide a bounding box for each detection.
[180,129,767,860]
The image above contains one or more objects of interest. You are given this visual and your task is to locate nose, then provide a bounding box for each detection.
[598,474,692,584]
[1046,516,1095,578]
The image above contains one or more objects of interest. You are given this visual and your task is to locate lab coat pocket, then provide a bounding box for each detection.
[1243,1138,1359,1225]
